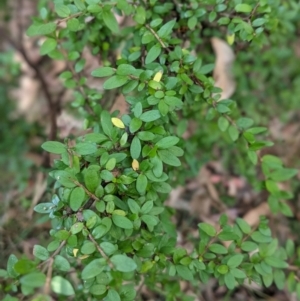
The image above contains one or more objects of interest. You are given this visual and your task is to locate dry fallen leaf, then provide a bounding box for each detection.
[211,37,236,100]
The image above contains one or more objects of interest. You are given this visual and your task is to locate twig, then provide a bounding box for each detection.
[56,12,83,25]
[73,180,99,201]
[88,233,113,268]
[145,24,168,49]
[43,258,53,295]
[39,240,66,270]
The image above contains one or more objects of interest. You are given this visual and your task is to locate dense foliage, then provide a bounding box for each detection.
[1,0,300,300]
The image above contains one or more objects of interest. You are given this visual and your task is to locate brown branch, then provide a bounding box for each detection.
[0,27,59,167]
[88,233,113,268]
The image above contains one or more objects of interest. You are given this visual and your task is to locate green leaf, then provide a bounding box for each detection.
[67,18,80,32]
[112,214,133,229]
[102,10,119,33]
[152,182,172,194]
[176,265,193,281]
[145,44,162,64]
[237,117,254,129]
[187,16,197,30]
[134,6,146,24]
[106,158,116,171]
[7,254,18,278]
[26,23,57,37]
[34,202,56,214]
[74,0,86,10]
[227,254,243,268]
[224,272,235,290]
[141,215,159,230]
[84,169,99,192]
[286,239,295,257]
[54,255,71,272]
[230,268,246,279]
[241,241,258,252]
[110,255,137,272]
[81,241,96,255]
[156,136,179,149]
[228,125,239,141]
[218,116,229,132]
[236,218,251,234]
[33,245,49,261]
[74,142,97,155]
[41,141,66,154]
[55,4,71,17]
[198,223,216,237]
[101,110,113,137]
[138,131,155,141]
[274,269,285,290]
[103,75,129,90]
[136,174,148,195]
[209,244,228,254]
[130,136,141,159]
[270,168,298,182]
[217,265,229,274]
[14,259,35,275]
[81,259,106,280]
[157,19,176,38]
[70,187,86,211]
[128,199,140,214]
[90,284,107,296]
[51,276,75,296]
[235,4,252,13]
[40,38,57,55]
[130,118,143,133]
[70,222,83,234]
[20,272,46,288]
[264,256,288,268]
[140,110,161,122]
[251,231,272,243]
[100,242,117,256]
[158,150,181,167]
[105,289,121,301]
[91,67,115,77]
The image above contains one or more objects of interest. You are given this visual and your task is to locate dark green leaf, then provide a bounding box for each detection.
[112,214,133,229]
[145,44,161,64]
[136,174,148,195]
[102,10,119,33]
[176,265,193,281]
[70,187,86,211]
[130,136,141,159]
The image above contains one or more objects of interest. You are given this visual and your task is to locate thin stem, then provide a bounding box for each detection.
[145,24,168,49]
[38,240,66,269]
[73,180,99,201]
[56,12,83,25]
[88,233,113,267]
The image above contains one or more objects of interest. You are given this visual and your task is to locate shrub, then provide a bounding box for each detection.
[1,0,300,300]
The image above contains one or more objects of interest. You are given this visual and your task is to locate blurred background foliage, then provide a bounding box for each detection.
[0,0,300,299]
